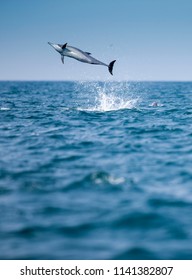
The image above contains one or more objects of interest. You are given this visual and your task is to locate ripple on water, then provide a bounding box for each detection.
[0,81,192,259]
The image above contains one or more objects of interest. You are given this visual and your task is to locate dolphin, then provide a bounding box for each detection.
[48,42,116,75]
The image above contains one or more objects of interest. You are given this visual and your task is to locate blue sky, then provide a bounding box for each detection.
[0,0,192,81]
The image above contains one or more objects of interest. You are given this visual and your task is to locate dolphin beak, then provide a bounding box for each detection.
[48,42,55,48]
[48,42,62,53]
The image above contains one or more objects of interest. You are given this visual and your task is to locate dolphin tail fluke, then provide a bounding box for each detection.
[108,60,116,75]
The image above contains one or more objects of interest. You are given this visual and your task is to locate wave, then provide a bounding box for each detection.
[64,171,126,191]
[0,107,10,111]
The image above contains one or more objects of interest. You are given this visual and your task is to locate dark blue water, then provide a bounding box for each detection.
[0,81,192,259]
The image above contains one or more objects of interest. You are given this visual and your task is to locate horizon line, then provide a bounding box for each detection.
[0,79,192,83]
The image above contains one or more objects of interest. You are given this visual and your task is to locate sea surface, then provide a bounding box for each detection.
[0,81,192,260]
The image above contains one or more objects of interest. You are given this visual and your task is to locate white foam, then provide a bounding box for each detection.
[93,91,138,112]
[77,82,139,112]
[0,107,10,111]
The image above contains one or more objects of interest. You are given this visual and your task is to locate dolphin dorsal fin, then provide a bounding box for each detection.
[85,52,91,55]
[62,43,67,49]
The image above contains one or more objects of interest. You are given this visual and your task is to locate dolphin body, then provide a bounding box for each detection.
[48,42,116,75]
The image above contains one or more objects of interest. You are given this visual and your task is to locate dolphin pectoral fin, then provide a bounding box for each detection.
[108,60,116,75]
[61,55,64,64]
[62,43,67,50]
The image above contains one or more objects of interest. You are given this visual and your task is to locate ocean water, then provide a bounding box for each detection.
[0,81,192,260]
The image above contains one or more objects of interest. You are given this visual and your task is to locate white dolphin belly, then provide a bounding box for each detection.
[64,46,107,66]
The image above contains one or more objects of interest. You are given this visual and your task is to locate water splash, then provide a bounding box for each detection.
[77,81,139,112]
[94,91,138,112]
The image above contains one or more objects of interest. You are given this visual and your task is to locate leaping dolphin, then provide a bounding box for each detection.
[48,42,116,75]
